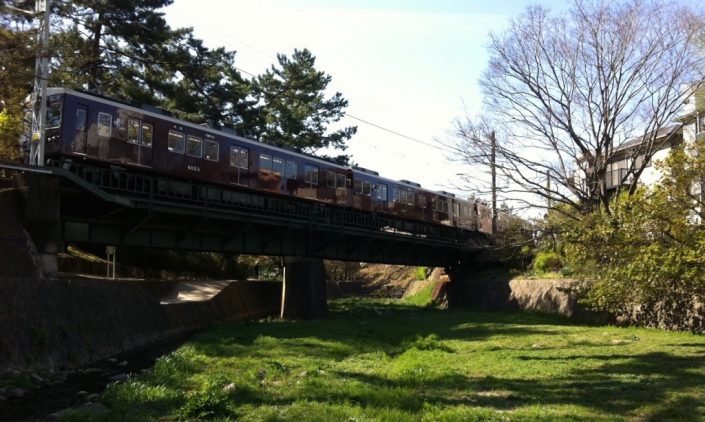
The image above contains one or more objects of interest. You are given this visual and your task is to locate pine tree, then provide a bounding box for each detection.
[253,48,356,161]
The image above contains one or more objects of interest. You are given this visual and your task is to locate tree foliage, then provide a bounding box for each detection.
[1,1,355,161]
[562,145,705,328]
[454,0,705,214]
[253,48,357,161]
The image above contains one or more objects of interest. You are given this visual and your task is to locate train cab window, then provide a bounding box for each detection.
[97,112,112,138]
[259,154,272,171]
[337,173,346,188]
[141,123,153,147]
[46,95,62,129]
[204,140,219,161]
[186,135,203,158]
[327,172,336,188]
[168,130,185,154]
[374,183,387,201]
[272,157,284,175]
[354,179,362,194]
[305,165,319,185]
[363,180,371,195]
[285,161,297,179]
[75,109,86,131]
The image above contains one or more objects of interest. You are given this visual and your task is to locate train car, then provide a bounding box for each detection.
[38,87,508,235]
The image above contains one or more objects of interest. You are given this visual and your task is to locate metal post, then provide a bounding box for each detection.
[29,0,50,166]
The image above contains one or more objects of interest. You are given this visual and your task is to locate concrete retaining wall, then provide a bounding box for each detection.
[0,278,282,372]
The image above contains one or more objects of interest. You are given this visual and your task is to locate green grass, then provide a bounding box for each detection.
[67,299,705,421]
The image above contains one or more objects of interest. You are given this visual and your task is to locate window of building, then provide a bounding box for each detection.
[272,157,284,175]
[259,154,272,171]
[97,112,112,138]
[285,161,297,179]
[305,165,319,185]
[697,113,705,134]
[168,130,185,154]
[204,140,219,161]
[327,171,336,188]
[186,135,202,157]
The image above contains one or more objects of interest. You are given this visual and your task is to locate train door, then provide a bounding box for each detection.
[303,164,319,199]
[229,145,249,186]
[72,104,88,154]
[126,118,154,167]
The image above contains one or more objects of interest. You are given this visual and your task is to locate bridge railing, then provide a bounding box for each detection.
[51,160,481,246]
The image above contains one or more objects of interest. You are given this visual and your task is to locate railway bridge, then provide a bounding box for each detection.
[0,160,498,317]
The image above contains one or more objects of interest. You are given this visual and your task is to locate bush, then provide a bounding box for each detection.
[533,251,563,273]
[414,266,429,281]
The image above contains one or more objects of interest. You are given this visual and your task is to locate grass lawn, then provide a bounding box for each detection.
[67,299,705,421]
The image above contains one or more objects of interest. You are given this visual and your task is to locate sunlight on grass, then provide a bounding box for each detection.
[79,299,705,421]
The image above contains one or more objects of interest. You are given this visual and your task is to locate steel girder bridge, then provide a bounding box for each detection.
[1,160,492,267]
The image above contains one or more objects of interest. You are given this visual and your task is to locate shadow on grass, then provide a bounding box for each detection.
[112,299,705,419]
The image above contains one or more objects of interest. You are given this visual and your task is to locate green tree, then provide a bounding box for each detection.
[50,0,187,103]
[161,34,256,133]
[253,48,356,162]
[0,1,35,160]
[563,145,705,328]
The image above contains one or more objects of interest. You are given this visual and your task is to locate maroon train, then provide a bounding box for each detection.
[39,88,496,234]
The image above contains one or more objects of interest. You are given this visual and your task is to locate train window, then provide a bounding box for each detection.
[46,95,62,129]
[75,109,86,131]
[337,173,346,188]
[168,130,185,154]
[272,157,283,175]
[97,112,112,138]
[204,140,219,161]
[239,148,248,169]
[127,119,140,144]
[407,192,415,206]
[186,135,202,157]
[418,194,427,208]
[305,165,318,185]
[229,147,239,167]
[392,187,400,202]
[327,172,336,188]
[141,123,153,147]
[259,154,272,171]
[375,183,387,201]
[354,179,362,194]
[363,180,371,195]
[285,161,297,179]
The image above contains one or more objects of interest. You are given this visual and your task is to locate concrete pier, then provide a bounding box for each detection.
[280,256,328,319]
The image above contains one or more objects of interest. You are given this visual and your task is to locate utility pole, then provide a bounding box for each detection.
[29,0,50,166]
[546,170,552,208]
[490,130,497,234]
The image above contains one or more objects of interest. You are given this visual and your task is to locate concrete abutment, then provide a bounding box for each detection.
[280,256,328,319]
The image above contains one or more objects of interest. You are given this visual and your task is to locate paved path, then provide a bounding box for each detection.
[160,280,235,304]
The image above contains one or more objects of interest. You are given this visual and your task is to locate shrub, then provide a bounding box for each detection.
[533,251,563,273]
[414,266,429,281]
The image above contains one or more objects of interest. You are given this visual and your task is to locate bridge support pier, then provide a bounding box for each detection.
[280,256,327,319]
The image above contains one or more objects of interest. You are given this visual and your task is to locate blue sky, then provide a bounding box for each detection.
[165,0,570,200]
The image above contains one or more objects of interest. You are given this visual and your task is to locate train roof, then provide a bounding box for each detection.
[48,88,466,202]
